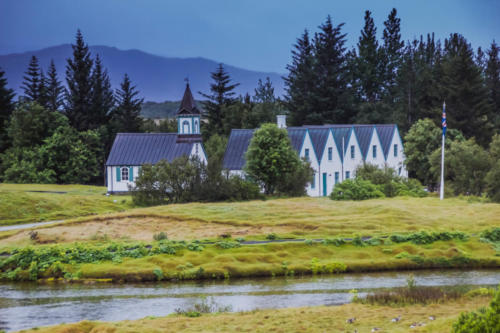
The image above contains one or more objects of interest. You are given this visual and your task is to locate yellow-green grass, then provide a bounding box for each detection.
[2,196,499,244]
[15,294,492,333]
[5,238,495,283]
[0,184,132,226]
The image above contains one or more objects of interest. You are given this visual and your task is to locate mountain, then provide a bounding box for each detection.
[0,44,285,102]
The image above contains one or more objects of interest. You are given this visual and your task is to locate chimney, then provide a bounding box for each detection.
[277,115,287,129]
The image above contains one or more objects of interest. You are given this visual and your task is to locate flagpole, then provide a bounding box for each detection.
[440,101,446,200]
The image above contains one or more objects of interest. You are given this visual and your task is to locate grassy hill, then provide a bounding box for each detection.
[1,185,499,284]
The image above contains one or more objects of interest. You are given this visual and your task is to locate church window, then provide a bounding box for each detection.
[182,120,190,134]
[121,167,129,182]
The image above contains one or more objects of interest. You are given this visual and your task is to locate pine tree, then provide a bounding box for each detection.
[253,77,275,103]
[90,54,114,128]
[0,67,15,153]
[21,56,42,102]
[442,33,492,145]
[356,10,382,103]
[199,63,240,137]
[46,60,64,111]
[112,74,143,132]
[284,29,316,126]
[382,8,404,103]
[485,41,500,130]
[312,16,352,123]
[65,29,94,131]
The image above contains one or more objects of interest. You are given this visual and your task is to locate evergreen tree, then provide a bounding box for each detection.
[485,41,500,130]
[112,74,144,132]
[381,8,404,103]
[0,67,15,153]
[312,16,352,123]
[199,63,240,137]
[356,10,382,103]
[253,77,276,104]
[441,33,492,145]
[45,59,64,111]
[65,29,94,131]
[90,54,114,128]
[21,56,43,102]
[284,29,316,126]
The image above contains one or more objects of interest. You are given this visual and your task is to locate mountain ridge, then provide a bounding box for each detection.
[0,44,285,101]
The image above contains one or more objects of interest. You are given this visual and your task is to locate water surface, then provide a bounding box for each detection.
[0,269,498,332]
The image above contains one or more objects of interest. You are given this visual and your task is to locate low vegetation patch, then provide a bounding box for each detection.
[452,285,500,332]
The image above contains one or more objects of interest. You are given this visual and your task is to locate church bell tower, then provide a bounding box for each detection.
[177,82,201,137]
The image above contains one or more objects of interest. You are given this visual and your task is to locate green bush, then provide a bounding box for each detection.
[480,228,500,242]
[215,241,241,249]
[153,232,168,241]
[266,233,278,240]
[330,179,385,201]
[452,286,500,332]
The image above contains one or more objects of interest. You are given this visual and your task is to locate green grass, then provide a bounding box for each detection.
[15,293,494,333]
[0,184,133,225]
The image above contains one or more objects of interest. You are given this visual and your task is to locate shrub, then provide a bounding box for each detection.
[215,241,241,249]
[153,232,168,241]
[330,179,385,201]
[175,297,233,317]
[452,286,500,332]
[266,233,277,240]
[311,258,346,274]
[321,238,345,246]
[480,228,500,243]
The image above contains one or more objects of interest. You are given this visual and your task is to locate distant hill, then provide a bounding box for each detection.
[141,100,205,119]
[0,45,285,102]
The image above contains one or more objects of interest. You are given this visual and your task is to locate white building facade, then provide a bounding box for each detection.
[222,116,407,197]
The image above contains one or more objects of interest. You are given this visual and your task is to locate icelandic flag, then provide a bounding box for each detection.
[442,102,447,136]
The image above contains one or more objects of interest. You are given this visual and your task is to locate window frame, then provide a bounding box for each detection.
[328,147,332,161]
[305,148,310,161]
[350,145,355,159]
[346,171,350,179]
[394,144,398,157]
[121,167,129,182]
[373,145,377,158]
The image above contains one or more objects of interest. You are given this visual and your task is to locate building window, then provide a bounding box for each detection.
[305,148,310,161]
[350,145,355,159]
[182,120,190,134]
[373,145,377,158]
[121,167,129,182]
[328,147,332,161]
[394,144,398,157]
[346,171,350,179]
[311,173,315,189]
[194,119,199,133]
[398,167,402,175]
[195,143,199,154]
[335,172,339,184]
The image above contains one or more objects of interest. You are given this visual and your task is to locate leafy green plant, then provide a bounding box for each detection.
[153,232,168,241]
[266,233,277,240]
[452,286,500,332]
[215,241,241,249]
[330,179,385,201]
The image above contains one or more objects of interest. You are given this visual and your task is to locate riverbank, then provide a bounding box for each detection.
[14,294,492,333]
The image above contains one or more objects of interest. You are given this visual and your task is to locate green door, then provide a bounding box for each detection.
[322,173,327,196]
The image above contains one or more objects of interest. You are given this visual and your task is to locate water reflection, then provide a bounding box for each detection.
[0,269,499,332]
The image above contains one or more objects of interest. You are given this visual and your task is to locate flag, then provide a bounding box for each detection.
[442,102,447,136]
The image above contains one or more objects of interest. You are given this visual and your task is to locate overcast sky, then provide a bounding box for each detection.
[1,0,499,73]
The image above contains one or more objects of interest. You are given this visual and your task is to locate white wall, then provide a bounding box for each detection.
[317,130,342,197]
[190,142,207,164]
[365,128,386,168]
[342,129,363,181]
[385,126,408,177]
[107,165,140,193]
[300,131,320,197]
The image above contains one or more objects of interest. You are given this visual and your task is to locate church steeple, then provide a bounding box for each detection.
[177,82,201,135]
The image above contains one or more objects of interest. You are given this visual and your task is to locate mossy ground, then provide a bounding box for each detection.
[15,295,492,333]
[0,184,132,226]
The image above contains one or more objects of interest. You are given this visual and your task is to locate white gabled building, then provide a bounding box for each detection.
[105,83,207,193]
[222,115,407,197]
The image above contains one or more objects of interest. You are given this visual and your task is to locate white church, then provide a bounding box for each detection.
[105,83,407,196]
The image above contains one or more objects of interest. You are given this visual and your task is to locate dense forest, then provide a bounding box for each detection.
[0,8,498,189]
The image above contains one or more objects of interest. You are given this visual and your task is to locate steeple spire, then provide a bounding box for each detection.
[177,82,200,115]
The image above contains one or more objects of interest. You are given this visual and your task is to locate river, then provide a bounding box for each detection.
[0,269,499,332]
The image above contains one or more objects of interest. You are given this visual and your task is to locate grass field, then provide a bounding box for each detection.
[15,294,492,333]
[1,185,499,282]
[0,184,132,226]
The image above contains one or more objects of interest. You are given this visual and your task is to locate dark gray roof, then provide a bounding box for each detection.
[177,83,201,115]
[222,129,254,170]
[106,133,196,166]
[307,128,330,161]
[287,128,307,152]
[331,127,351,162]
[352,125,374,159]
[375,125,396,159]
